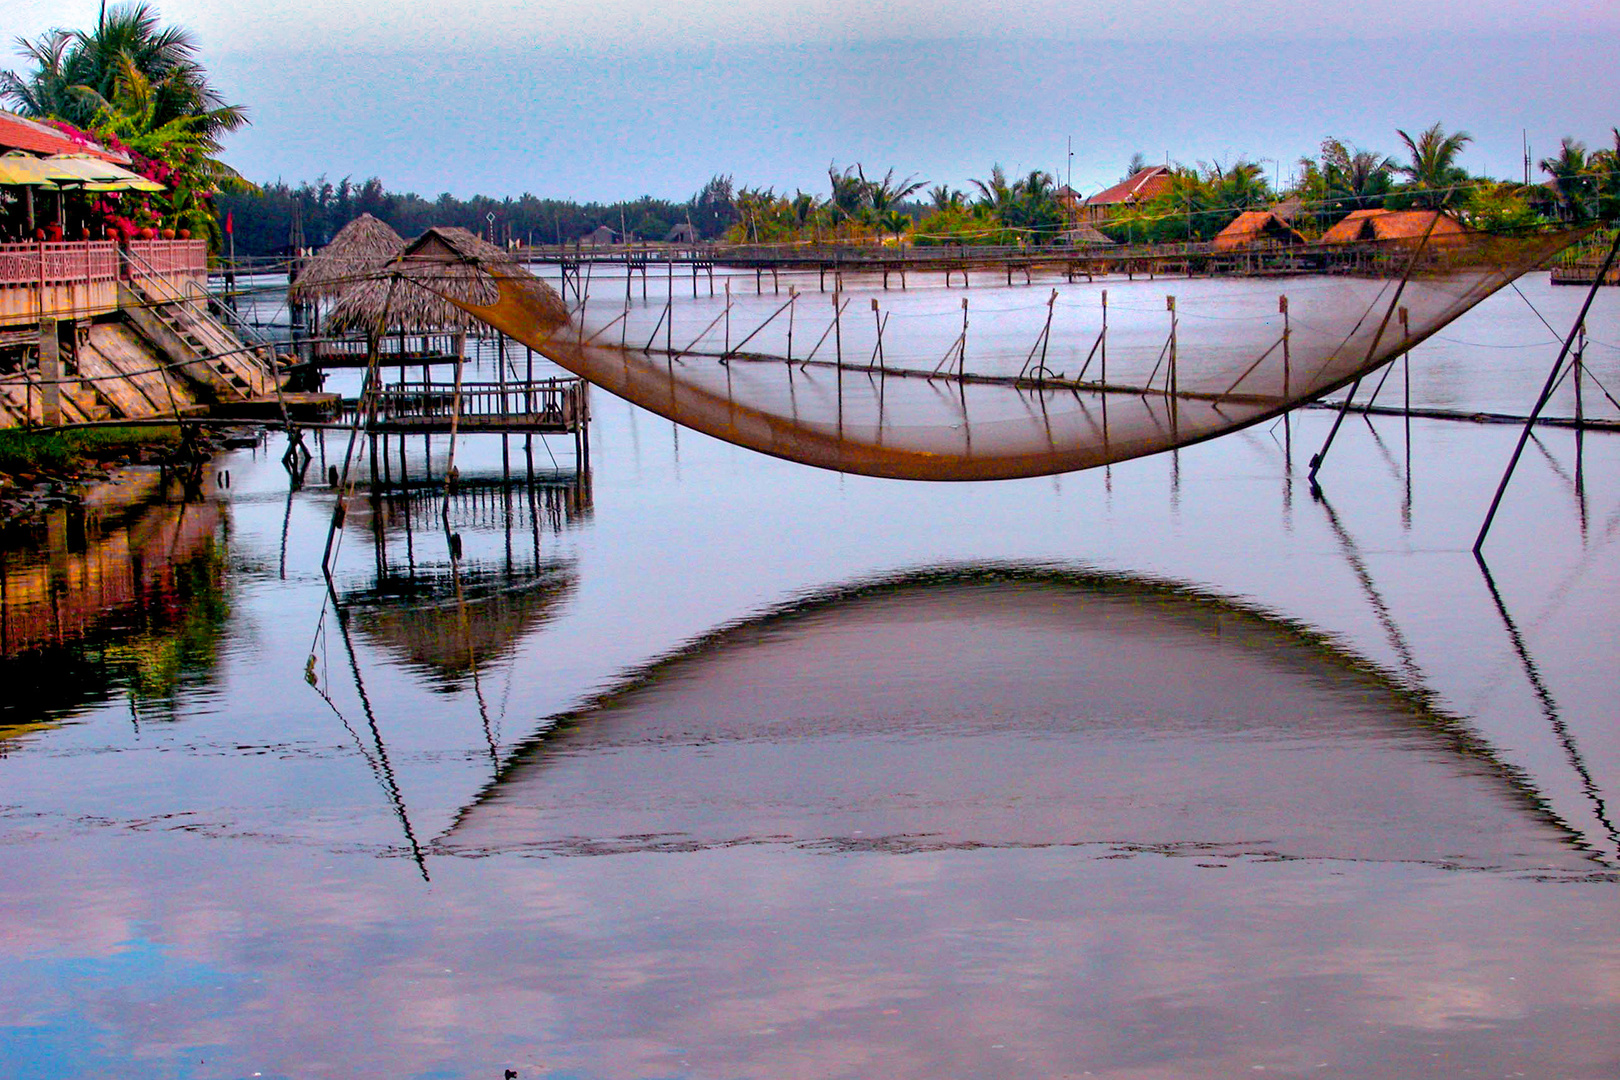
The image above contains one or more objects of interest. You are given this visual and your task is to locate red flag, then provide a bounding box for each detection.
[225,210,233,235]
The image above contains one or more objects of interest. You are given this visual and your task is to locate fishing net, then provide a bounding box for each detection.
[395,226,1585,481]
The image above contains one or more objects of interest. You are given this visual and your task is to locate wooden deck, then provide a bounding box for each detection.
[326,377,590,439]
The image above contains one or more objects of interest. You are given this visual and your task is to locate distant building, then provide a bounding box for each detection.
[1212,210,1307,251]
[1056,224,1115,246]
[1080,166,1175,224]
[580,225,619,247]
[665,222,698,244]
[1320,209,1466,245]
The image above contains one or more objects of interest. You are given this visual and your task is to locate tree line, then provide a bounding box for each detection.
[213,175,741,258]
[217,123,1620,260]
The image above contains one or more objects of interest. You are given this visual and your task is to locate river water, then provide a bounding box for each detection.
[0,270,1616,1079]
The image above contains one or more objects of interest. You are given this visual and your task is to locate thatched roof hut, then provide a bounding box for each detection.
[317,226,565,336]
[1212,210,1306,251]
[1320,209,1467,245]
[287,213,403,304]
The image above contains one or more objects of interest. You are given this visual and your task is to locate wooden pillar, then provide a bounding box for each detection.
[38,317,60,427]
[1280,295,1290,397]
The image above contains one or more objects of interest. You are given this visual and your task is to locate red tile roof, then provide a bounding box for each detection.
[1084,165,1174,207]
[0,112,127,163]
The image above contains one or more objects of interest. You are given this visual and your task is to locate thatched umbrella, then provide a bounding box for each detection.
[287,213,404,305]
[327,226,568,337]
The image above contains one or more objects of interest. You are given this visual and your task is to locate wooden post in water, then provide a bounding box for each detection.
[871,298,885,371]
[833,290,843,367]
[1574,320,1585,430]
[959,297,969,378]
[1166,295,1178,399]
[1101,289,1108,388]
[1280,295,1290,397]
[786,287,796,362]
[724,280,731,354]
[1399,306,1410,418]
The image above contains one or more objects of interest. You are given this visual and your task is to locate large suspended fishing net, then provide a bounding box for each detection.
[390,224,1585,481]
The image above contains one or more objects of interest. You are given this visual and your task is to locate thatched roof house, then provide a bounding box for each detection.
[321,226,570,337]
[288,213,403,304]
[665,222,698,243]
[1212,210,1306,251]
[300,224,569,338]
[1320,209,1467,245]
[1057,223,1115,246]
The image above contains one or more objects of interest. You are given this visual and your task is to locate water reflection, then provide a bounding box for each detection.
[447,567,1592,872]
[0,471,228,728]
[337,466,588,687]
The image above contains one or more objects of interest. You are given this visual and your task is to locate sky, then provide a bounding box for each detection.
[6,1,1620,202]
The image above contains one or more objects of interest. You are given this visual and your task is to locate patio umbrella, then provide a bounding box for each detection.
[0,152,63,234]
[0,152,65,187]
[43,153,165,192]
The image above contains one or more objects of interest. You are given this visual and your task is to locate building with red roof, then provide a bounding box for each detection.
[0,111,127,164]
[1080,165,1175,224]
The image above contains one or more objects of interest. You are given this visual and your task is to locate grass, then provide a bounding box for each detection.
[0,425,181,476]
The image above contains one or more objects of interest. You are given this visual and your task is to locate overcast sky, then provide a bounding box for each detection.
[7,1,1619,201]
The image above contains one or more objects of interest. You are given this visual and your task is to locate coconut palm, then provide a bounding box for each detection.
[1395,122,1473,209]
[928,184,963,211]
[3,2,247,140]
[1539,137,1593,221]
[877,209,910,243]
[1,29,77,120]
[826,164,869,221]
[969,165,1014,213]
[1592,128,1620,222]
[1016,169,1055,201]
[1319,138,1396,211]
[859,166,927,216]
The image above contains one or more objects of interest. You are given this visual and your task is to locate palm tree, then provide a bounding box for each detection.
[1,29,77,120]
[1015,169,1055,201]
[1395,122,1473,209]
[969,165,1014,212]
[4,3,247,141]
[859,166,927,215]
[826,164,869,221]
[877,209,910,243]
[1539,137,1593,221]
[1593,128,1620,222]
[928,184,963,211]
[1319,138,1396,212]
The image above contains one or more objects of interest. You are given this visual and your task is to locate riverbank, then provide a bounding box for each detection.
[0,426,192,529]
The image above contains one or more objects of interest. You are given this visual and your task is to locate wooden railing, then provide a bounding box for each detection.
[371,377,585,429]
[0,241,120,287]
[1,239,209,327]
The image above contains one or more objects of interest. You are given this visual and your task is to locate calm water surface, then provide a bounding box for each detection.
[1,276,1617,1079]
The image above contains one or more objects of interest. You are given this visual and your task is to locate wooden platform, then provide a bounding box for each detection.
[322,377,589,439]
